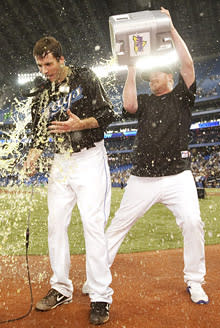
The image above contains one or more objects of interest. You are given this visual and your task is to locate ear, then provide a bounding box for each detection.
[35,56,41,65]
[168,73,174,84]
[59,56,65,65]
[167,74,174,89]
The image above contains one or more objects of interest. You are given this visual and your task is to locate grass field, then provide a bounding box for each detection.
[0,186,220,256]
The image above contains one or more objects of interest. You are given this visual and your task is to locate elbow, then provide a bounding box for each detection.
[123,101,138,113]
[187,59,194,72]
[180,59,195,84]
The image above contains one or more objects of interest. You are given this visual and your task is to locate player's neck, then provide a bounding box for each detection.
[57,66,69,83]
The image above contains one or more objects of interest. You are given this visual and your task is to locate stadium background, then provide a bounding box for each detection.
[0,56,219,192]
[0,1,220,327]
[0,0,219,191]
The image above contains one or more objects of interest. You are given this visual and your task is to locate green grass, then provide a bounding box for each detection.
[0,186,220,255]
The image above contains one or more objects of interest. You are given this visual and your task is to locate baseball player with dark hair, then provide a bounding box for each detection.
[84,7,209,304]
[24,36,117,325]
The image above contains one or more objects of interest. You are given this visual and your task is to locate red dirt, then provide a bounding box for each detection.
[0,245,220,328]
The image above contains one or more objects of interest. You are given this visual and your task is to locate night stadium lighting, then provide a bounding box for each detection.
[91,63,127,78]
[17,72,43,85]
[92,50,179,78]
[17,50,179,82]
[135,49,179,70]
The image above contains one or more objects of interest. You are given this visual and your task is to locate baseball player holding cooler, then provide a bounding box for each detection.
[24,36,117,325]
[83,7,209,304]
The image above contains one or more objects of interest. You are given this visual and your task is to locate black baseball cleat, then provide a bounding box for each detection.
[89,302,110,325]
[35,288,72,311]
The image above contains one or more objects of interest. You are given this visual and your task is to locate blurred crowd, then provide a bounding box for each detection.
[196,85,219,99]
[191,150,220,188]
[1,132,219,189]
[195,71,220,99]
[190,127,219,145]
[108,149,220,189]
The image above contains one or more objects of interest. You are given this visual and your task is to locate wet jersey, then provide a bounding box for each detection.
[131,76,196,177]
[31,66,117,153]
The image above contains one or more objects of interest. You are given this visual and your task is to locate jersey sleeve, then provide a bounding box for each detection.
[121,93,149,120]
[137,94,149,118]
[175,75,196,105]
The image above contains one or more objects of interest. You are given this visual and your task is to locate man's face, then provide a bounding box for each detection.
[149,71,173,96]
[35,52,65,82]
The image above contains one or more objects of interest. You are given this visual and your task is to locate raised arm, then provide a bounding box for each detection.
[123,66,138,113]
[161,7,195,88]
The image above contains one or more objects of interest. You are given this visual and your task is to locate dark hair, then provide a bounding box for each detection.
[141,66,174,81]
[33,36,63,60]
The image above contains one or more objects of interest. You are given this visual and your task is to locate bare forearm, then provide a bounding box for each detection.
[26,148,42,162]
[23,148,42,176]
[161,7,195,87]
[171,27,194,72]
[123,67,138,113]
[78,117,99,130]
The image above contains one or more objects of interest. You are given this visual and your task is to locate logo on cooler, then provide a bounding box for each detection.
[133,35,147,54]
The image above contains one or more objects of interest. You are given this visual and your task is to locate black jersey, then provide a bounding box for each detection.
[130,76,196,177]
[31,66,117,153]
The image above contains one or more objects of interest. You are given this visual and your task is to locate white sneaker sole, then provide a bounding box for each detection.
[187,287,209,304]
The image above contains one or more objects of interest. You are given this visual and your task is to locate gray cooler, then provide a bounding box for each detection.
[109,10,174,66]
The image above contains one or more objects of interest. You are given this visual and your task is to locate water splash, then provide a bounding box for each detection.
[0,96,33,178]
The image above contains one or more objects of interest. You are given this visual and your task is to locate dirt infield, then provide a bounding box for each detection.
[0,245,220,328]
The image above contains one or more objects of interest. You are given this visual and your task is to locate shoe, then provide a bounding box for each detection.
[89,302,110,325]
[35,288,72,311]
[82,281,91,295]
[187,283,209,304]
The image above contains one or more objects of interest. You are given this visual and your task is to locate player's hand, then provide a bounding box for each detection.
[23,159,37,177]
[48,109,83,133]
[160,7,174,29]
[23,148,42,176]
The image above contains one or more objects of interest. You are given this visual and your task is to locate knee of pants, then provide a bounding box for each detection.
[48,216,69,239]
[83,212,107,234]
[180,216,204,235]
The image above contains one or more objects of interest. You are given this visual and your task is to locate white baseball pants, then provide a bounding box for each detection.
[47,140,113,304]
[106,170,206,284]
